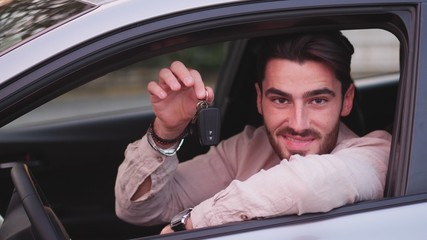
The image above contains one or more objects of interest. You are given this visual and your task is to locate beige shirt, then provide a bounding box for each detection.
[115,123,391,228]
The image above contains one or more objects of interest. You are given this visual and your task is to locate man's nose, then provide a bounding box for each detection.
[288,104,310,132]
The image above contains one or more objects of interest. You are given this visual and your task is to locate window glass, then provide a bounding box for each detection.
[6,42,229,128]
[0,0,93,53]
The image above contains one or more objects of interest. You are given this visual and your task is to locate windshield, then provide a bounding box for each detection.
[0,0,94,54]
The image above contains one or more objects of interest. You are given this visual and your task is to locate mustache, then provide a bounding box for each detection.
[278,127,321,139]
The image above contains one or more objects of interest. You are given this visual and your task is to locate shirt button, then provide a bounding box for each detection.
[240,214,249,220]
[156,157,163,163]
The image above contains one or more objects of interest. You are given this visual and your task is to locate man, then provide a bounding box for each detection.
[115,31,392,233]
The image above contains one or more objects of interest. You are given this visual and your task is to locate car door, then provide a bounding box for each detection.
[1,0,427,240]
[0,42,230,240]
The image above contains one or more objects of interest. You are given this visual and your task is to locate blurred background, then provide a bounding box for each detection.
[7,28,399,128]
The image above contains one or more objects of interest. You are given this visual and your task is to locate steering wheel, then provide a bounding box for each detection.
[9,163,69,240]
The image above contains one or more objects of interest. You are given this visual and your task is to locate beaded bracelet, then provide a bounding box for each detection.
[148,122,189,145]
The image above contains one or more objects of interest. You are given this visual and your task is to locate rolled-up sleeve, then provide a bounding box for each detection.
[191,130,391,228]
[115,135,179,225]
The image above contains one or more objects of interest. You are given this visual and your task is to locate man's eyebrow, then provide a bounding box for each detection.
[264,87,336,99]
[264,88,291,98]
[303,88,336,98]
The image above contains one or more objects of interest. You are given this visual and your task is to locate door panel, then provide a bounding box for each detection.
[0,110,158,239]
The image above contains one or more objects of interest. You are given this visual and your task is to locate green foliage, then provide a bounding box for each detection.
[142,42,229,75]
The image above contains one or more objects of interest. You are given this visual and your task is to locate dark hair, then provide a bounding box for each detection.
[255,31,355,96]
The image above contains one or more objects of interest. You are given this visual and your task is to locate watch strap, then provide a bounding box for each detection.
[170,208,193,232]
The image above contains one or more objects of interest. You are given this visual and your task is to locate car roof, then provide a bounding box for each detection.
[0,0,242,84]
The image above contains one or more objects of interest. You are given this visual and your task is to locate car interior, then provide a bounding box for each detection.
[0,17,400,240]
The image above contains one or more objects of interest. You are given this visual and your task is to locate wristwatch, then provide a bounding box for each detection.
[170,208,193,232]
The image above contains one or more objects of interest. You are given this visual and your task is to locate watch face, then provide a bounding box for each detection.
[171,208,192,232]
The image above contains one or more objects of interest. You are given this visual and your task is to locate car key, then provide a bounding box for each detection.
[197,107,221,145]
[191,100,221,146]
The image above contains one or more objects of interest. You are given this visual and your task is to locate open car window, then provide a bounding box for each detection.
[4,42,229,128]
[4,29,399,130]
[345,29,399,78]
[344,29,399,135]
[0,20,402,240]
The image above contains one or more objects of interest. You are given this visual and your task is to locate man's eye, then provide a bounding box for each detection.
[311,98,327,104]
[273,98,288,104]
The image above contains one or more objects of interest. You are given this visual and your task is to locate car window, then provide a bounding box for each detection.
[5,29,398,129]
[343,29,400,80]
[0,0,94,54]
[5,42,229,128]
[344,29,400,135]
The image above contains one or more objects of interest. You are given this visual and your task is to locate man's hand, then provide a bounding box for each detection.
[160,216,194,234]
[147,61,214,140]
[160,225,174,234]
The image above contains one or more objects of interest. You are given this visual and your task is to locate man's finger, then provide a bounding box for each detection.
[147,81,167,100]
[190,69,207,100]
[159,68,182,91]
[170,61,194,87]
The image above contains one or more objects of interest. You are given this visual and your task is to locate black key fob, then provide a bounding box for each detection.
[196,107,221,146]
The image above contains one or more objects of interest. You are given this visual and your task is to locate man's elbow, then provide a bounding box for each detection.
[115,201,168,227]
[115,201,139,225]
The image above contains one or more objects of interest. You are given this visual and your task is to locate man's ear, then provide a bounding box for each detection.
[255,83,263,115]
[341,83,355,117]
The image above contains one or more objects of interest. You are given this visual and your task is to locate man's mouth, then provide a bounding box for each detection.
[283,134,315,150]
[285,135,314,142]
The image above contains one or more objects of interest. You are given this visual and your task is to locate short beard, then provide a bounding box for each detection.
[265,122,340,160]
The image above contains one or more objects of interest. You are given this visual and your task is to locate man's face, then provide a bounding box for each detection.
[256,58,354,160]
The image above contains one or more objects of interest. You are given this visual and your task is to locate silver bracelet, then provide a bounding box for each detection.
[147,130,185,156]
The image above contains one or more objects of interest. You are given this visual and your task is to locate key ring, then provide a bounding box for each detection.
[196,100,209,111]
[195,88,209,110]
[193,88,209,124]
